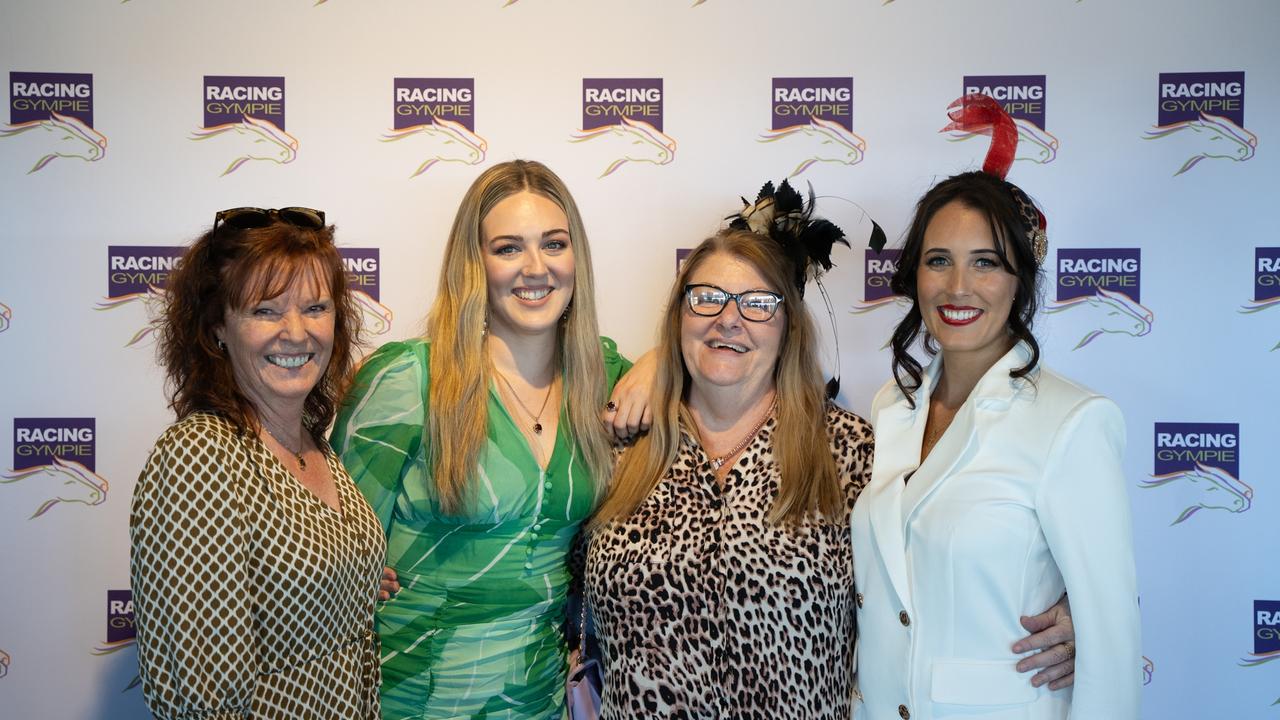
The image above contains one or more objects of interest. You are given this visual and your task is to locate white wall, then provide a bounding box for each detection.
[1,1,1276,717]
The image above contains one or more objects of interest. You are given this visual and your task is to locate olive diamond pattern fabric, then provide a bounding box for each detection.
[130,413,386,719]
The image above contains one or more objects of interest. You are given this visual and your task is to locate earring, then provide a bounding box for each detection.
[216,339,226,351]
[481,317,488,337]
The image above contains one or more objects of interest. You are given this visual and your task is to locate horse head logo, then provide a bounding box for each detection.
[0,648,9,679]
[1237,650,1280,707]
[94,285,167,347]
[1142,656,1154,686]
[0,456,109,519]
[848,295,911,316]
[1144,112,1257,176]
[0,301,11,333]
[1139,461,1252,525]
[92,639,141,691]
[942,115,1059,164]
[1237,297,1280,351]
[0,111,108,174]
[758,117,867,177]
[190,115,299,176]
[351,290,393,336]
[379,117,488,178]
[1045,287,1153,349]
[570,116,677,178]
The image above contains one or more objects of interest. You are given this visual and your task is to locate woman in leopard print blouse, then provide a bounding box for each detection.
[585,205,1078,718]
[586,226,868,720]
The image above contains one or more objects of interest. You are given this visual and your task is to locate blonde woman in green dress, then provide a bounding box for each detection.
[332,160,648,719]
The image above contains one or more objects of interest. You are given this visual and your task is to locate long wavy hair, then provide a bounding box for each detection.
[159,218,360,445]
[888,171,1044,407]
[426,159,610,515]
[592,229,840,528]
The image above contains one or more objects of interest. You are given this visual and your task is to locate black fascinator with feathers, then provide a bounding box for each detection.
[726,179,886,398]
[727,180,887,295]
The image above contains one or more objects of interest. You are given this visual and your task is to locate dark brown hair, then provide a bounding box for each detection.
[158,219,360,444]
[888,171,1043,406]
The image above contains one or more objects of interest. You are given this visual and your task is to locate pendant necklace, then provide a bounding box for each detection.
[496,370,555,435]
[707,397,777,471]
[263,426,307,470]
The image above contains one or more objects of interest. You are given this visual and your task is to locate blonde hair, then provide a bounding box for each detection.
[592,229,840,528]
[426,160,611,515]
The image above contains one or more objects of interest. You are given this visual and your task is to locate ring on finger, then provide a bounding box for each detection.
[1062,641,1075,660]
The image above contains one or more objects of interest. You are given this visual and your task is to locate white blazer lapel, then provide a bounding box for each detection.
[902,342,1031,524]
[865,375,932,612]
[900,400,977,524]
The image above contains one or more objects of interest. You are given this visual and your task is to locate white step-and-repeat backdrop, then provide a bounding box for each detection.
[1,1,1276,717]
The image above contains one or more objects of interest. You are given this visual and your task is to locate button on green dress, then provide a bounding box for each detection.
[332,338,629,720]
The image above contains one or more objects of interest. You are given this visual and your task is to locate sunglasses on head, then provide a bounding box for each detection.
[213,206,326,232]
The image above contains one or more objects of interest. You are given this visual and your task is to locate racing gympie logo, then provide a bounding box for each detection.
[676,248,693,273]
[948,76,1058,164]
[759,77,865,178]
[1044,249,1152,350]
[92,589,141,692]
[0,301,11,333]
[1239,600,1280,708]
[192,75,296,176]
[849,249,907,315]
[338,248,393,335]
[94,246,185,346]
[1238,248,1280,351]
[1141,423,1251,525]
[1144,72,1256,176]
[571,78,675,178]
[2,72,106,174]
[1,418,107,519]
[381,78,486,178]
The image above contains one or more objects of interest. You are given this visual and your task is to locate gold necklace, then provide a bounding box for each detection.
[706,398,777,471]
[495,370,555,435]
[262,426,306,470]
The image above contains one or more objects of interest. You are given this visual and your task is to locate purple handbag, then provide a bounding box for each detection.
[566,595,603,720]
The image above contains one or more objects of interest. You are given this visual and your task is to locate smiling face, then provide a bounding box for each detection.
[680,252,785,400]
[216,266,335,419]
[917,200,1019,370]
[481,191,576,341]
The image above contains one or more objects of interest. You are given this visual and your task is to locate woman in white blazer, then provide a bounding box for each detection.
[851,170,1141,720]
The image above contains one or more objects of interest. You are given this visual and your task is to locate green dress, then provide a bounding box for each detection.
[331,338,629,720]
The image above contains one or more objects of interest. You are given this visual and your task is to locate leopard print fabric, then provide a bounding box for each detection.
[585,405,873,720]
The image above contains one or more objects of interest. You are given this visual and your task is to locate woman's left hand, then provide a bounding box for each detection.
[603,349,656,441]
[1012,593,1075,690]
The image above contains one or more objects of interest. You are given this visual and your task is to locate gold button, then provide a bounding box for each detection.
[856,592,864,608]
[898,704,910,719]
[899,610,910,626]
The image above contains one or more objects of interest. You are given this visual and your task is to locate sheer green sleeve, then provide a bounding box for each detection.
[600,336,632,393]
[331,340,430,533]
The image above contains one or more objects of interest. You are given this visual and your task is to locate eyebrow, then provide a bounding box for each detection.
[488,228,570,244]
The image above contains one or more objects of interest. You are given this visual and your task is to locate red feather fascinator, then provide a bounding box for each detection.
[941,93,1018,180]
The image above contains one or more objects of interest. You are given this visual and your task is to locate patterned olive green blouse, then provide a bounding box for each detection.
[130,413,385,720]
[331,338,629,720]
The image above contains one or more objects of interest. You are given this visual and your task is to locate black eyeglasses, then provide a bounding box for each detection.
[213,207,326,232]
[684,283,785,322]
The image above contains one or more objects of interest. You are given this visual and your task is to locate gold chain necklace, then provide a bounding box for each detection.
[495,370,555,435]
[262,425,307,470]
[706,397,777,471]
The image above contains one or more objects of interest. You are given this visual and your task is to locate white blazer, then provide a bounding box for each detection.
[851,343,1141,720]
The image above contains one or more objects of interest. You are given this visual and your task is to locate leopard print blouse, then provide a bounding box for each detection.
[585,405,873,720]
